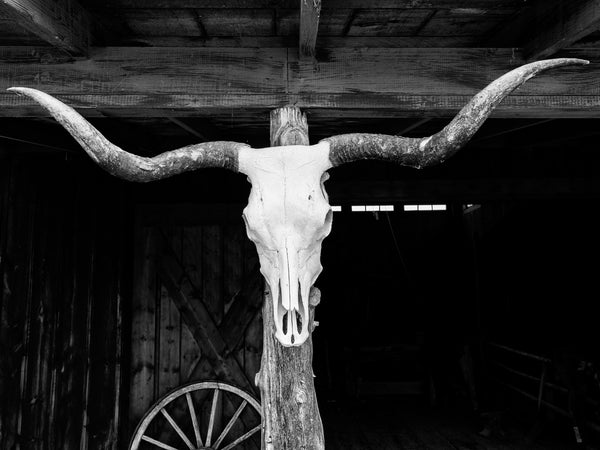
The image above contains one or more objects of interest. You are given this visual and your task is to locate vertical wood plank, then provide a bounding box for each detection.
[129,225,158,432]
[0,158,33,449]
[223,224,244,315]
[87,176,125,450]
[202,225,224,325]
[165,226,202,384]
[181,226,203,296]
[300,0,322,58]
[158,286,181,396]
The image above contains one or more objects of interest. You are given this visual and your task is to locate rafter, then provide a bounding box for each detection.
[489,0,600,60]
[0,0,89,55]
[525,0,600,60]
[299,0,321,58]
[1,47,595,118]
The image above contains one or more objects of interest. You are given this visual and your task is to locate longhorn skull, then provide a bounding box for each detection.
[9,58,587,346]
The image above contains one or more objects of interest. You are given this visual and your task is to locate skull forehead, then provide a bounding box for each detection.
[239,142,332,186]
[239,142,333,247]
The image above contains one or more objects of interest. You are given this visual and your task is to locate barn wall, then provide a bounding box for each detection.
[0,153,131,449]
[127,205,263,438]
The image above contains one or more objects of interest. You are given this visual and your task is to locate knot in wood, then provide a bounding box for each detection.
[295,385,308,404]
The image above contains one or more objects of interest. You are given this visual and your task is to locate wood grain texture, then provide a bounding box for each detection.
[129,227,158,428]
[97,0,522,8]
[0,156,127,449]
[300,0,321,58]
[0,47,596,118]
[525,0,600,60]
[0,0,89,54]
[254,105,324,450]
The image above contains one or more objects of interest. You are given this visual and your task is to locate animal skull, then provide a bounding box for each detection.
[8,57,587,347]
[239,143,333,346]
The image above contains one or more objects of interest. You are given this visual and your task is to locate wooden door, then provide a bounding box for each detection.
[128,205,263,437]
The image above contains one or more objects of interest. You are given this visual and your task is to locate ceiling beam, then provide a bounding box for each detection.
[525,0,600,60]
[0,0,89,55]
[488,0,600,60]
[0,46,596,118]
[299,0,321,59]
[99,0,520,8]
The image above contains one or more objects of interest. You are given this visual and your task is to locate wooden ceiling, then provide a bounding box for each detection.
[1,1,525,48]
[1,0,600,201]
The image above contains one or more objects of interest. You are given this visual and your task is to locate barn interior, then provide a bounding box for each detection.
[1,1,600,449]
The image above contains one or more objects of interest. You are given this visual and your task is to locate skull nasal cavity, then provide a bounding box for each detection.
[282,312,288,335]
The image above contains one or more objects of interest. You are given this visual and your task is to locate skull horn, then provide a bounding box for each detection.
[323,58,589,169]
[8,87,248,181]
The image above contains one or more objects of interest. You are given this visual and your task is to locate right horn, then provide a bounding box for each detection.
[323,58,589,169]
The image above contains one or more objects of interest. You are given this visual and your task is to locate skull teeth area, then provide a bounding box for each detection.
[273,279,309,347]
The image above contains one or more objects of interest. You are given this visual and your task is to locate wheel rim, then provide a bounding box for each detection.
[130,381,261,450]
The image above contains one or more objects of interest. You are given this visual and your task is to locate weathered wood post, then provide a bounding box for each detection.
[255,106,325,449]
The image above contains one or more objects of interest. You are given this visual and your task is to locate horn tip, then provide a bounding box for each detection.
[7,87,31,96]
[567,58,589,65]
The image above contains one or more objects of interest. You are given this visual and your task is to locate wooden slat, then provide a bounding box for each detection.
[202,225,223,324]
[0,0,89,55]
[129,227,158,427]
[525,1,600,60]
[418,8,514,37]
[299,0,321,58]
[100,0,521,8]
[0,47,596,118]
[113,35,479,48]
[158,287,181,396]
[348,9,433,36]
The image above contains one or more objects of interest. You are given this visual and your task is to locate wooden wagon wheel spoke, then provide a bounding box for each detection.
[141,435,181,450]
[205,387,220,447]
[213,400,247,449]
[160,409,195,450]
[130,382,261,450]
[185,392,204,448]
[220,425,261,450]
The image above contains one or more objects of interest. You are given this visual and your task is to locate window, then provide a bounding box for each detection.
[350,205,394,212]
[404,204,447,212]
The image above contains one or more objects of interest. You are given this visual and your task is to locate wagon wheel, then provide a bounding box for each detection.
[130,381,262,450]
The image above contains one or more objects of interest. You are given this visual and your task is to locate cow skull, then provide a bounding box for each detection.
[9,58,587,347]
[240,144,333,345]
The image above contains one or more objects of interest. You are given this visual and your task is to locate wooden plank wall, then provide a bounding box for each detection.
[128,207,263,438]
[0,153,130,449]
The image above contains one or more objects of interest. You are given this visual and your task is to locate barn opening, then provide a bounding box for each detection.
[2,1,600,448]
[2,115,600,449]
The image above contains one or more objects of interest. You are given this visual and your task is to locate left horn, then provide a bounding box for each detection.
[323,58,589,169]
[8,87,249,182]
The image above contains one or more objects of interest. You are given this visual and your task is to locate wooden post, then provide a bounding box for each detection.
[255,106,325,450]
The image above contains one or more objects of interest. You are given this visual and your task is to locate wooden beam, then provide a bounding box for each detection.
[525,0,600,60]
[488,0,600,60]
[256,105,324,450]
[0,0,89,55]
[299,0,321,59]
[99,0,520,8]
[167,117,207,141]
[107,36,481,48]
[0,47,596,118]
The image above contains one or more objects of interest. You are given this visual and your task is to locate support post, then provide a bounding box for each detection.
[255,106,325,450]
